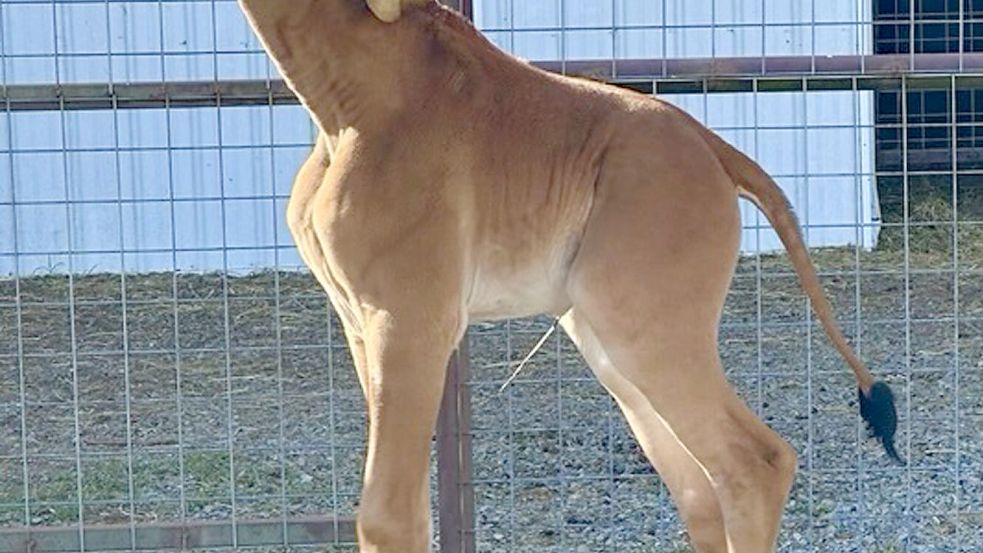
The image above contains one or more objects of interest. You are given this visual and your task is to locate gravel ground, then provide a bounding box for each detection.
[0,200,981,552]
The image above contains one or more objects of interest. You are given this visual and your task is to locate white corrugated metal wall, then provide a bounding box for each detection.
[477,0,880,252]
[0,0,880,275]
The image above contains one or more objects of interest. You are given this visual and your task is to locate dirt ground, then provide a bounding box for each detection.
[0,194,981,552]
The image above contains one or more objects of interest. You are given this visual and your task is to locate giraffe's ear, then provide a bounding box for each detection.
[366,0,402,22]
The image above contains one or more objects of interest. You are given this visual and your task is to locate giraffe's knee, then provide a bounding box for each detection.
[676,487,727,553]
[710,427,797,507]
[357,492,431,552]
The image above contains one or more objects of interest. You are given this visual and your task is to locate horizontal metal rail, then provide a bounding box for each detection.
[0,516,357,553]
[2,54,983,111]
[539,52,983,80]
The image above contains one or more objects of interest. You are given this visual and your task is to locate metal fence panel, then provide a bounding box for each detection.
[0,1,981,552]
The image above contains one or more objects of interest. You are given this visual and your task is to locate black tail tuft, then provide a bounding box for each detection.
[859,382,903,465]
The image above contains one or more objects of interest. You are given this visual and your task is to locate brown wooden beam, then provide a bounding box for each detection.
[435,3,476,551]
[440,0,471,18]
[436,338,475,553]
[0,516,357,553]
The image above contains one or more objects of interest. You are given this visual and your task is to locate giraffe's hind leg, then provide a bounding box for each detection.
[564,134,797,552]
[561,311,727,553]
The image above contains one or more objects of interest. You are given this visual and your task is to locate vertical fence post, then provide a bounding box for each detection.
[442,0,473,20]
[433,7,475,553]
[436,338,475,553]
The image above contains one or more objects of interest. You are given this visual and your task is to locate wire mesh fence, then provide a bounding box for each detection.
[0,1,981,552]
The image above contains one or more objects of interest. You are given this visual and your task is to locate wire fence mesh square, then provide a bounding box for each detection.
[0,1,981,552]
